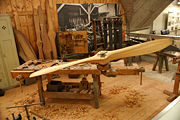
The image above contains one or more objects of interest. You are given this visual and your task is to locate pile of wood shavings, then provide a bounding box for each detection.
[124,89,145,108]
[109,85,146,108]
[30,104,91,120]
[109,86,129,94]
[14,92,38,105]
[94,112,119,120]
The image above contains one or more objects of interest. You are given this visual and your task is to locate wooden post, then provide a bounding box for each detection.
[98,21,104,49]
[152,55,159,71]
[140,72,142,85]
[164,56,169,71]
[46,74,51,83]
[103,18,107,49]
[158,55,163,73]
[92,74,99,109]
[119,18,123,49]
[108,19,113,50]
[92,20,97,51]
[173,73,180,95]
[37,76,45,105]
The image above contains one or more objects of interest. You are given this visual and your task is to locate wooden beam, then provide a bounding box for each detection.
[44,92,93,99]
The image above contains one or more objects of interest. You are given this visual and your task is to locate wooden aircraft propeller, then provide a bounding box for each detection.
[30,38,172,78]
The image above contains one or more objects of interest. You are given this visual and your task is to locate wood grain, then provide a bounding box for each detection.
[14,29,37,61]
[46,0,57,59]
[30,38,172,77]
[33,9,44,59]
[38,6,52,59]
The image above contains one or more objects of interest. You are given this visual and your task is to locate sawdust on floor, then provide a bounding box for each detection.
[0,62,173,120]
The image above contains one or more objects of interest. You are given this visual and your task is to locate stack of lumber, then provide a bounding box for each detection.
[13,0,58,61]
[33,0,57,60]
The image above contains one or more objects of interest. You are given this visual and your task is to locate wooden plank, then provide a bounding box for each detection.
[44,92,93,99]
[24,0,33,11]
[15,39,29,61]
[26,15,38,54]
[33,9,44,59]
[128,33,180,40]
[32,0,41,9]
[14,29,37,60]
[103,68,145,76]
[52,0,59,32]
[46,0,58,59]
[15,0,26,12]
[18,15,30,43]
[24,0,38,54]
[52,69,101,75]
[11,70,33,79]
[40,0,46,10]
[38,6,52,59]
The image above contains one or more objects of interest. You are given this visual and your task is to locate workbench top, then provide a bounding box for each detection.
[11,60,100,79]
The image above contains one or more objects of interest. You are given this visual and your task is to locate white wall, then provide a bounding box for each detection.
[153,1,180,35]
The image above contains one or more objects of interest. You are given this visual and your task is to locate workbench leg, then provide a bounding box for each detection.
[164,56,169,71]
[158,56,163,73]
[97,75,101,96]
[173,73,180,95]
[92,75,99,109]
[46,74,51,83]
[37,76,45,105]
[152,55,159,71]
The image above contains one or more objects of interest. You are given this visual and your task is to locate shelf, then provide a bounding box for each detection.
[44,91,93,100]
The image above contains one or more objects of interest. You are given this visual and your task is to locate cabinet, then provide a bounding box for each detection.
[0,14,19,89]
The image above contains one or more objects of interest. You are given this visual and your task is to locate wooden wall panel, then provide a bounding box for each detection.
[26,15,38,53]
[25,0,33,11]
[16,0,26,12]
[0,0,124,59]
[40,0,46,10]
[33,0,41,9]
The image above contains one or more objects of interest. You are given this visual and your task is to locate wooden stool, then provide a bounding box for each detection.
[152,54,169,73]
[153,52,176,73]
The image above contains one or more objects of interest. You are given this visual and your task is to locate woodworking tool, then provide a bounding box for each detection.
[7,102,43,120]
[30,111,50,120]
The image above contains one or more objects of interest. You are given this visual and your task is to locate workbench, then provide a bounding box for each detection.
[11,60,145,109]
[11,60,101,108]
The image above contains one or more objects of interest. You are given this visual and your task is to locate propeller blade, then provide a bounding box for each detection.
[30,38,172,78]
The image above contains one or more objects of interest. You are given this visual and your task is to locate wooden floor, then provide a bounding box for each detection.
[0,72,172,120]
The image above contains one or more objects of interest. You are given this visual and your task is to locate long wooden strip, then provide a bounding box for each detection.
[46,0,57,59]
[30,38,172,78]
[38,6,52,59]
[33,8,44,59]
[127,33,180,40]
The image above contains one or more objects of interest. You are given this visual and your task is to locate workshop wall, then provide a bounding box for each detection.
[0,0,124,59]
[153,1,180,35]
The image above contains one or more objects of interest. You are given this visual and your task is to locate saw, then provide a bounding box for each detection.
[30,38,172,78]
